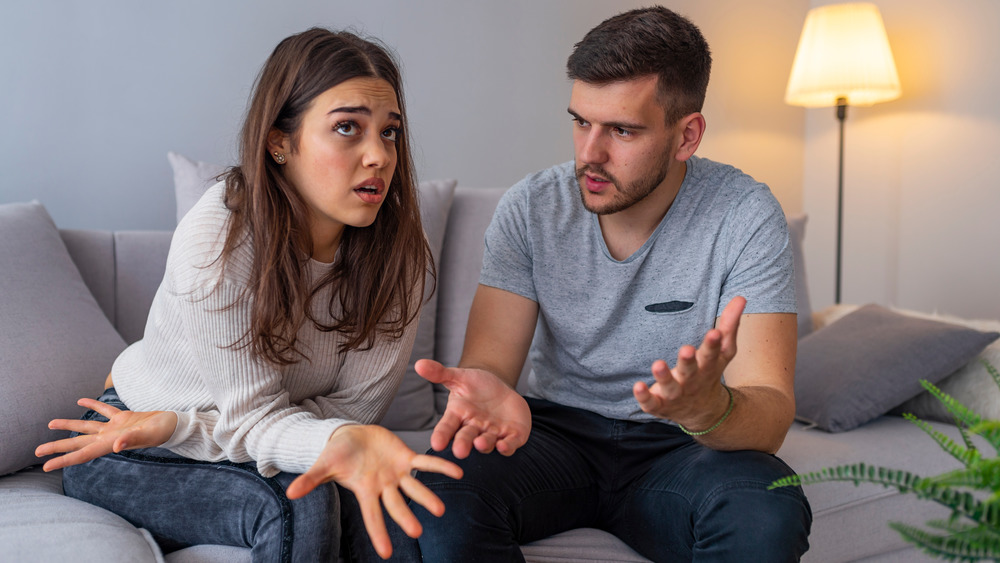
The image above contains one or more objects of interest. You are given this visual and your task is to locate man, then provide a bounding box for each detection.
[414,6,812,561]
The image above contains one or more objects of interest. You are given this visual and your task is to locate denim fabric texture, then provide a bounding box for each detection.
[61,388,350,562]
[413,397,813,562]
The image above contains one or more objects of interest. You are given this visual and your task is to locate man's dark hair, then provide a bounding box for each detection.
[567,6,712,124]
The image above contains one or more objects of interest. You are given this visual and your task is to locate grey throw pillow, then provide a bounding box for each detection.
[379,179,457,430]
[0,202,127,475]
[168,151,227,224]
[794,303,1000,432]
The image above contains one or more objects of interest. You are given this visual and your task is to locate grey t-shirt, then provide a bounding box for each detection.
[480,156,796,423]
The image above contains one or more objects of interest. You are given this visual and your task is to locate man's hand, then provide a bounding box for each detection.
[35,398,178,472]
[415,359,531,459]
[633,296,745,429]
[285,425,463,560]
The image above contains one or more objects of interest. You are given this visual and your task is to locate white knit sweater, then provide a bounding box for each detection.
[113,183,418,477]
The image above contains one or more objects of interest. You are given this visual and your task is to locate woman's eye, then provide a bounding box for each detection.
[382,127,399,142]
[334,121,360,136]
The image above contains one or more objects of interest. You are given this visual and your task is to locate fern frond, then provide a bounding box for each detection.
[905,413,981,467]
[915,482,1000,528]
[957,422,978,455]
[920,379,983,429]
[928,460,1000,496]
[890,521,1000,561]
[769,463,922,492]
[970,420,1000,457]
[983,359,1000,391]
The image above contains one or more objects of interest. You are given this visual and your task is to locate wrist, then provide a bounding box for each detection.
[678,384,734,437]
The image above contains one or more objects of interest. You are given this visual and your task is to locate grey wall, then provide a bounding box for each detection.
[1,0,806,231]
[0,1,625,230]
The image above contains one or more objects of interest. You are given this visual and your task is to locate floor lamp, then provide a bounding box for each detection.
[785,2,901,304]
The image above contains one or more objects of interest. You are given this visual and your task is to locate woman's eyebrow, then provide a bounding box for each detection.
[328,106,402,121]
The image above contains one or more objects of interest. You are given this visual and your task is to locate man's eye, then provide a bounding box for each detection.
[572,117,589,127]
[614,127,632,138]
[382,127,399,142]
[334,121,360,136]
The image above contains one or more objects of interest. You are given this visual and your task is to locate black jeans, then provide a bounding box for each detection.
[409,397,812,562]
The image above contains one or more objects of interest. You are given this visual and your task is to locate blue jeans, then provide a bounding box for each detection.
[410,397,812,562]
[61,389,395,563]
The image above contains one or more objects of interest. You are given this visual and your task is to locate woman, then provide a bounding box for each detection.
[34,28,460,561]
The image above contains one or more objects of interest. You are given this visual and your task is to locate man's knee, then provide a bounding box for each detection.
[627,449,811,560]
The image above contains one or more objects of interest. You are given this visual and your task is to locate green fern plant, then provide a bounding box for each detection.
[770,360,1000,561]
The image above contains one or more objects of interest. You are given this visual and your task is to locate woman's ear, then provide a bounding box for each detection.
[266,129,291,164]
[674,112,706,162]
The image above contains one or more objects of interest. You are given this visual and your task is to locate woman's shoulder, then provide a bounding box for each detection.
[167,183,253,292]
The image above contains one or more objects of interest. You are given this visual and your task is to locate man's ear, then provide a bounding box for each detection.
[266,128,291,162]
[674,112,706,162]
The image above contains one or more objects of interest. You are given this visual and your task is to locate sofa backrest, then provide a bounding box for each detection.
[60,230,172,345]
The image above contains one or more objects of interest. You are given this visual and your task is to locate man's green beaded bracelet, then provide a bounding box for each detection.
[677,384,734,437]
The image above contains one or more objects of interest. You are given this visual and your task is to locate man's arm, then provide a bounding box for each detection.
[459,285,539,386]
[634,297,797,454]
[415,284,539,458]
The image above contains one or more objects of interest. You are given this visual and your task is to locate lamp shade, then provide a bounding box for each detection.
[786,2,901,107]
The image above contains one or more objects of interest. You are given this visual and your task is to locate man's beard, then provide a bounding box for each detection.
[575,154,672,215]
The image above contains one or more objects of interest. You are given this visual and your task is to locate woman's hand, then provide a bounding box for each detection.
[285,424,463,560]
[34,398,178,472]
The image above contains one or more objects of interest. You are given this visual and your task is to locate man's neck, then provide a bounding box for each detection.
[598,160,687,261]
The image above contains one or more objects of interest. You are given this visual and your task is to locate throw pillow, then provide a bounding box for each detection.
[168,152,456,430]
[168,151,227,224]
[794,303,1000,432]
[0,202,127,475]
[380,179,457,430]
[814,304,1000,424]
[890,313,1000,423]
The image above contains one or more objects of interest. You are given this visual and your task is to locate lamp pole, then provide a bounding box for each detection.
[835,96,847,305]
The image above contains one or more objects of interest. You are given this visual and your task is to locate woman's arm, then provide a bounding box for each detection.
[35,398,178,471]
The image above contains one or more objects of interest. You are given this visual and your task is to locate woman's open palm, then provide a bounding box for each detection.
[35,398,177,472]
[285,424,463,560]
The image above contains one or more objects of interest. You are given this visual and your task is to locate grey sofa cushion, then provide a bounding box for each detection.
[0,467,163,561]
[794,304,1000,432]
[0,202,127,476]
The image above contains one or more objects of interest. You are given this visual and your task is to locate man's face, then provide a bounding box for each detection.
[568,76,681,215]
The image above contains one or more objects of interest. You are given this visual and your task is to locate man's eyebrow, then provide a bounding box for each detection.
[566,108,645,131]
[328,106,403,121]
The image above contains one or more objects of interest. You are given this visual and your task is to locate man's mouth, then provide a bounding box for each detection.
[577,166,616,193]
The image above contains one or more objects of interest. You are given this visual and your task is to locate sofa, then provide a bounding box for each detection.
[3,164,1000,562]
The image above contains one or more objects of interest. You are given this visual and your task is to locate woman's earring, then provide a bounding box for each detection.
[273,152,286,164]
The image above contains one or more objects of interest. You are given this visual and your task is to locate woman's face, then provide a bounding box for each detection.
[270,76,401,262]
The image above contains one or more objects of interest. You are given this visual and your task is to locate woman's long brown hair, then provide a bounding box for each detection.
[220,28,432,366]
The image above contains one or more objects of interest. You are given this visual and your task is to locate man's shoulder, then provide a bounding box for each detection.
[500,161,579,210]
[685,156,780,217]
[688,156,767,195]
[510,161,576,192]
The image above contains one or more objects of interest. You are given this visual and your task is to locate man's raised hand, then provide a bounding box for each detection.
[633,296,745,427]
[414,359,531,459]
